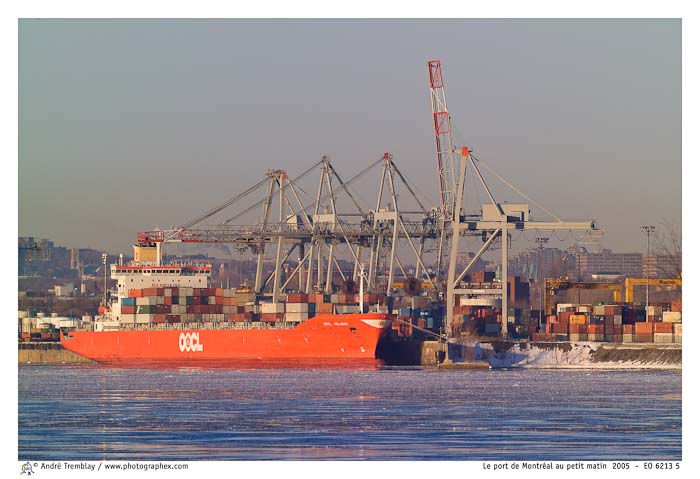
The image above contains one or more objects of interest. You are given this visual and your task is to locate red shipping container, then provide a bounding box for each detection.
[623,324,634,334]
[287,293,308,303]
[587,324,604,334]
[551,322,569,334]
[171,287,179,296]
[152,314,166,324]
[636,333,653,343]
[559,311,572,323]
[121,305,136,314]
[128,289,142,298]
[613,325,623,335]
[653,322,673,333]
[164,297,172,305]
[166,314,180,323]
[260,313,283,323]
[671,300,682,312]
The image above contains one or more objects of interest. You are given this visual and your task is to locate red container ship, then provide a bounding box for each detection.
[60,251,392,366]
[61,313,391,367]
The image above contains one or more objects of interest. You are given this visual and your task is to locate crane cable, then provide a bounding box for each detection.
[177,176,270,230]
[222,159,324,225]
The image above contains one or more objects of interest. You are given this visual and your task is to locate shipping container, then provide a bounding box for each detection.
[653,332,674,344]
[635,322,653,335]
[653,322,673,334]
[286,303,308,313]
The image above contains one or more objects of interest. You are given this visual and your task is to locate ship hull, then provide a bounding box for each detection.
[61,313,392,367]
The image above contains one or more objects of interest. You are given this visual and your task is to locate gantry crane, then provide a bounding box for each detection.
[135,155,441,301]
[427,60,602,336]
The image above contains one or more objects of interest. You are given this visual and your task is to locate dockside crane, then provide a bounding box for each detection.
[427,59,603,338]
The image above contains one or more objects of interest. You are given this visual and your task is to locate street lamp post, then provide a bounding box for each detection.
[641,225,656,308]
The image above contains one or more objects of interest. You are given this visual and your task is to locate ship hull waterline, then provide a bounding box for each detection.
[61,313,392,368]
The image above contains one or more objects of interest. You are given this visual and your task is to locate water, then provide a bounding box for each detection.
[18,366,681,461]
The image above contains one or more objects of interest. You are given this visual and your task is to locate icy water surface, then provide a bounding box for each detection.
[18,366,681,460]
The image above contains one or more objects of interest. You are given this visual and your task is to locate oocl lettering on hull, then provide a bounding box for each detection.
[179,332,204,352]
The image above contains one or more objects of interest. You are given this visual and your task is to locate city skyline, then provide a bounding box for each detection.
[19,19,680,254]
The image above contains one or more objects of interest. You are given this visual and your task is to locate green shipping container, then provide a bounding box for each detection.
[137,305,156,314]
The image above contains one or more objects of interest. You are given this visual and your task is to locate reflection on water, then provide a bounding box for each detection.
[19,366,681,461]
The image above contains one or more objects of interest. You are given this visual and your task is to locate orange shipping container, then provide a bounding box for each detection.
[317,303,334,313]
[635,322,653,334]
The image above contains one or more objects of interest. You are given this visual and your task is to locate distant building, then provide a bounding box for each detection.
[643,254,681,279]
[578,249,642,279]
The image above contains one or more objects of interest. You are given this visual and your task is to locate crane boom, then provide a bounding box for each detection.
[428,60,457,221]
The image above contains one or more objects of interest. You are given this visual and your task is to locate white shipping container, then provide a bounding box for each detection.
[662,311,681,323]
[331,294,339,304]
[592,305,606,316]
[285,312,308,322]
[613,315,622,325]
[622,334,634,343]
[653,332,674,344]
[576,306,591,313]
[120,314,137,324]
[58,319,79,328]
[261,302,285,314]
[156,296,165,305]
[135,314,150,324]
[286,303,309,313]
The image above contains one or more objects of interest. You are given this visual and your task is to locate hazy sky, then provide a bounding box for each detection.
[19,19,680,255]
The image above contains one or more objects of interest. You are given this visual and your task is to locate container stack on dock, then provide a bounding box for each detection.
[390,295,441,337]
[535,301,682,344]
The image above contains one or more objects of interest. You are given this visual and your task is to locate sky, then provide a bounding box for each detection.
[18,19,680,255]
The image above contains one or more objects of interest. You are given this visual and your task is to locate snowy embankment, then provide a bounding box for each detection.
[462,340,681,369]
